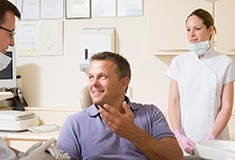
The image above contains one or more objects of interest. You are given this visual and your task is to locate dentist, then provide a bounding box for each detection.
[166,8,235,155]
[0,0,70,159]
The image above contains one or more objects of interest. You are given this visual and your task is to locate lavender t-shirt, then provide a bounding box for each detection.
[57,99,174,160]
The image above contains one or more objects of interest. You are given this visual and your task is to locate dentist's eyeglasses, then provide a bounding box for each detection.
[0,26,15,37]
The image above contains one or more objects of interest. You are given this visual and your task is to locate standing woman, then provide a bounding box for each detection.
[166,8,235,155]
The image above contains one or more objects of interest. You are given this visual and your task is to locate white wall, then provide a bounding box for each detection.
[15,1,234,114]
[15,1,165,110]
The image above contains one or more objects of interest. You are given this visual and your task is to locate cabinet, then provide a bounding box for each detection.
[147,0,213,55]
[214,0,235,55]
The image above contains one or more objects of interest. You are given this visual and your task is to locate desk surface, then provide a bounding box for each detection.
[0,130,59,140]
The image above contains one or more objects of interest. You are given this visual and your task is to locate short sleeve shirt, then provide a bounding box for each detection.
[57,98,174,160]
[166,49,235,142]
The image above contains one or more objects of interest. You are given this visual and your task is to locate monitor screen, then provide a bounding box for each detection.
[0,48,16,89]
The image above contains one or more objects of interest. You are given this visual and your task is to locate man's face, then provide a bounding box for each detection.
[0,11,16,53]
[88,60,127,107]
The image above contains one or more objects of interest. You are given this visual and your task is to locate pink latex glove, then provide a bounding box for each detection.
[204,133,216,140]
[174,130,195,154]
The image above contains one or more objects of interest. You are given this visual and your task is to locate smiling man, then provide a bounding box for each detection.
[57,51,183,160]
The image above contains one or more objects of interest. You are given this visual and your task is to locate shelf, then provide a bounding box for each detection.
[154,50,235,56]
[154,49,188,56]
[225,50,235,56]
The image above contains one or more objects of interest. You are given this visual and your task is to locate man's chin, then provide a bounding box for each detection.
[92,97,101,103]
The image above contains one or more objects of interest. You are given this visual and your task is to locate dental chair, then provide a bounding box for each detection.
[80,86,92,110]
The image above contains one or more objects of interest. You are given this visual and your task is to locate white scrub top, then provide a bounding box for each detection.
[0,136,17,160]
[166,48,235,143]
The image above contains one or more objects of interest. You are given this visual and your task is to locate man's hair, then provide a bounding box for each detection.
[0,0,21,25]
[90,51,131,80]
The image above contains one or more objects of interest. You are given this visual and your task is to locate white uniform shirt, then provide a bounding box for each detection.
[166,48,235,142]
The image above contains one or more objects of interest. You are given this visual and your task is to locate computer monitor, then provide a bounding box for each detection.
[0,48,17,89]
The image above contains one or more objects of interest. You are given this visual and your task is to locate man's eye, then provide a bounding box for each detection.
[100,75,107,79]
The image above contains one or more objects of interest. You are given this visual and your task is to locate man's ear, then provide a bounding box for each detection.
[121,76,130,89]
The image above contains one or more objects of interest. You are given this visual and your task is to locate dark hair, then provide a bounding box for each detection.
[186,8,216,40]
[90,51,131,81]
[0,0,21,25]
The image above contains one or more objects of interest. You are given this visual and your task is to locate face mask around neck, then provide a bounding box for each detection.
[187,40,210,56]
[0,52,12,71]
